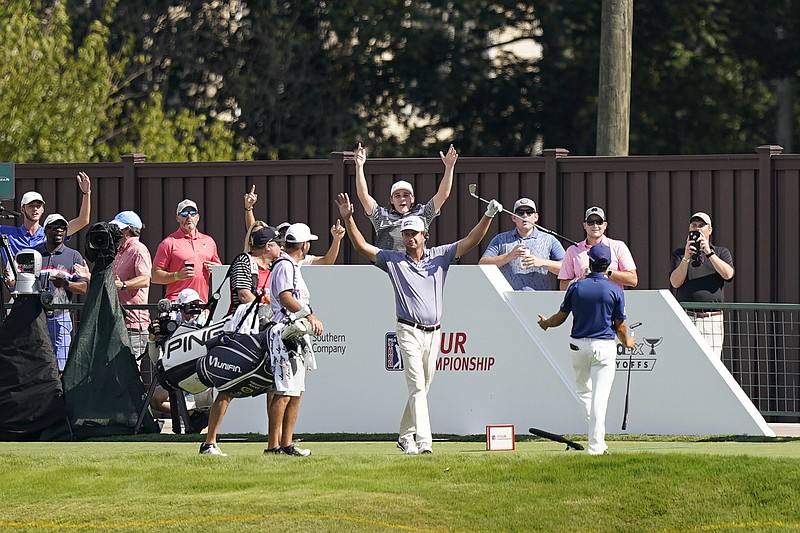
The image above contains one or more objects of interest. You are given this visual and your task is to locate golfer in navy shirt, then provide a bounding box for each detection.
[538,242,635,455]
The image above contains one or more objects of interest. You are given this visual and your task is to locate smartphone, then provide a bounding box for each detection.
[185,262,194,269]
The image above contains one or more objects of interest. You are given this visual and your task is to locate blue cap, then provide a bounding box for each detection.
[110,211,144,230]
[588,243,611,267]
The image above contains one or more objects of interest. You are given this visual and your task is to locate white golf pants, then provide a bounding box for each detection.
[396,322,440,446]
[569,337,617,455]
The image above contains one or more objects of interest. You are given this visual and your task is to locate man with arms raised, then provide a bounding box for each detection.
[353,143,457,250]
[336,192,501,454]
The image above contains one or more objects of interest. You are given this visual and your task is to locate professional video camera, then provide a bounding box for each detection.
[84,222,124,265]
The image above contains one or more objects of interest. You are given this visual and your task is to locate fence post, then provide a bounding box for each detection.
[330,150,354,264]
[542,148,570,238]
[755,145,782,302]
[121,153,146,214]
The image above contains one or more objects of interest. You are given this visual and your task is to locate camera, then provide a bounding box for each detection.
[85,222,124,264]
[149,298,209,343]
[15,249,42,294]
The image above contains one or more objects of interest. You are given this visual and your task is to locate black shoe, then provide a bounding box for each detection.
[281,444,311,456]
[199,443,227,456]
[264,447,287,455]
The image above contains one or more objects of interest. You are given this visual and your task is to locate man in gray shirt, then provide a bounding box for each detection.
[353,142,458,250]
[336,192,501,454]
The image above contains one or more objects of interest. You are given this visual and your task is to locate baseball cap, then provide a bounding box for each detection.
[400,216,426,233]
[176,199,198,215]
[20,191,45,207]
[585,206,605,222]
[176,288,203,305]
[43,213,68,229]
[390,180,414,197]
[110,211,144,230]
[588,243,612,268]
[513,198,537,213]
[276,222,291,234]
[283,223,318,243]
[690,212,712,226]
[251,226,278,247]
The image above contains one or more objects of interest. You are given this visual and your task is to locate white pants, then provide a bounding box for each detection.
[569,337,617,455]
[689,313,724,358]
[396,322,440,446]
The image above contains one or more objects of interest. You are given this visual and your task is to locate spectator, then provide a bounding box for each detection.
[152,199,221,302]
[353,143,457,250]
[35,214,88,372]
[479,197,565,290]
[558,206,638,290]
[0,173,92,257]
[669,212,734,358]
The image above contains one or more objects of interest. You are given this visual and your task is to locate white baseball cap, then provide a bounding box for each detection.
[20,191,45,207]
[584,206,605,221]
[176,288,203,305]
[176,199,198,215]
[390,180,414,196]
[513,198,537,212]
[283,223,318,243]
[400,216,426,233]
[690,212,712,226]
[43,213,68,229]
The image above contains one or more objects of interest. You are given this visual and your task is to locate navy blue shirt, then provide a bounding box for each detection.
[560,273,627,339]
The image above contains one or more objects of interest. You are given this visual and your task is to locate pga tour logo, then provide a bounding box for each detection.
[616,336,662,372]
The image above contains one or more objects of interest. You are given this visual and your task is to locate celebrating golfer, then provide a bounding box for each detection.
[336,192,500,455]
[537,243,635,455]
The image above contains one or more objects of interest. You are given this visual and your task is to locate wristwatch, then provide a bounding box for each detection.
[122,281,127,290]
[705,251,715,258]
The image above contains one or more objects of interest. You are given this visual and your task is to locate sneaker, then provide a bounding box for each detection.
[397,437,419,455]
[264,447,287,455]
[418,442,433,454]
[281,444,311,456]
[199,443,227,456]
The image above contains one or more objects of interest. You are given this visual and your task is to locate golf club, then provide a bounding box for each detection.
[529,427,585,451]
[621,321,642,430]
[468,184,578,247]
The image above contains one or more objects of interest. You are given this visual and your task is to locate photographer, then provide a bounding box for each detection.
[669,212,735,358]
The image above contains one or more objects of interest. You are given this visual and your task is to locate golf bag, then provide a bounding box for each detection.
[196,331,275,398]
[157,319,228,394]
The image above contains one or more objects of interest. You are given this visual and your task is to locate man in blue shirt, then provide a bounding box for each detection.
[479,197,564,290]
[537,243,635,455]
[337,191,501,455]
[35,214,88,372]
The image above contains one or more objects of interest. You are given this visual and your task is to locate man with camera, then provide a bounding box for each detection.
[670,212,735,358]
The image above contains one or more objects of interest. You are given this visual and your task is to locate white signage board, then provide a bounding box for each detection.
[215,265,773,437]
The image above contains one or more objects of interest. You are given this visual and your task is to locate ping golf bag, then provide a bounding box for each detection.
[156,319,228,394]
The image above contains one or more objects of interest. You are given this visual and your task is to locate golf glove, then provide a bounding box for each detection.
[485,200,502,218]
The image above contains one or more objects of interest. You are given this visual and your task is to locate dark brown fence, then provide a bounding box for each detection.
[6,145,799,303]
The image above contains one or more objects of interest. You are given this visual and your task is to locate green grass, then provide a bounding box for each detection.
[2,439,800,532]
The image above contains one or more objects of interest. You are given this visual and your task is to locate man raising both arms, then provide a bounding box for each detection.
[353,143,457,251]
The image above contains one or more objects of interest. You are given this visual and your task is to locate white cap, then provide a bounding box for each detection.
[176,199,198,215]
[43,213,68,229]
[513,198,537,212]
[690,212,712,226]
[20,191,45,207]
[283,223,318,243]
[176,288,203,305]
[390,180,414,197]
[584,206,605,221]
[400,216,426,233]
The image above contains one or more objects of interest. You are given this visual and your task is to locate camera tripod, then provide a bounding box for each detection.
[134,356,203,435]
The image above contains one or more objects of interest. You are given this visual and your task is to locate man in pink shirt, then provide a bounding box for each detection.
[558,206,638,290]
[109,211,152,359]
[152,199,222,302]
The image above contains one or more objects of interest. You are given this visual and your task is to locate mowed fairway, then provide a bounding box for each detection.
[2,439,800,533]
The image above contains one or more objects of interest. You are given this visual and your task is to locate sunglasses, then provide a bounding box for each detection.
[179,210,198,217]
[515,209,536,216]
[585,219,604,226]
